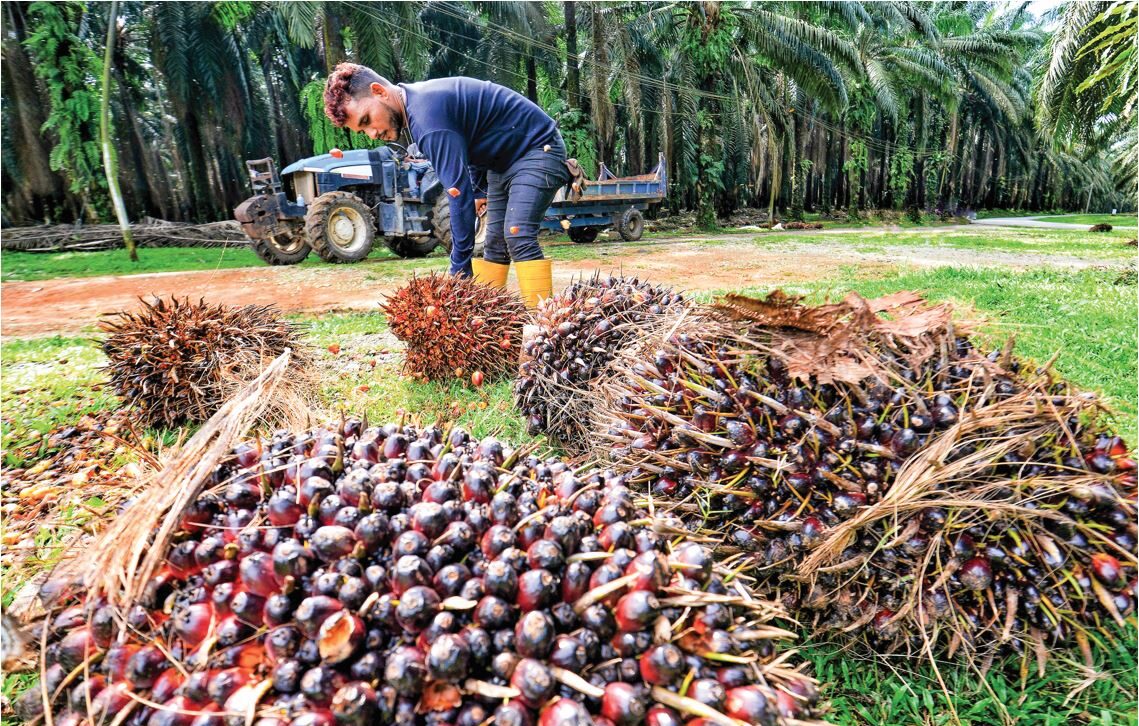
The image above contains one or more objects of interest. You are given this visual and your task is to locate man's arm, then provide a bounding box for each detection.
[418,130,477,276]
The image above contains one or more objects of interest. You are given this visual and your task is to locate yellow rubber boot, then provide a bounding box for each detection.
[471,258,509,288]
[515,259,552,308]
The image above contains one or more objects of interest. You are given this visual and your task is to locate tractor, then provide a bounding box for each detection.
[234,144,470,265]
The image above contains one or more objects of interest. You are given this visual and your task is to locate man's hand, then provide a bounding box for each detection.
[475,198,487,217]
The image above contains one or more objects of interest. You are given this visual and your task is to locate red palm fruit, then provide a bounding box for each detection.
[55,627,99,670]
[463,469,494,505]
[614,590,659,632]
[222,680,270,724]
[562,561,592,603]
[215,615,255,647]
[426,633,471,682]
[207,668,252,706]
[1091,553,1125,587]
[288,710,335,726]
[188,704,224,726]
[231,591,266,627]
[725,686,771,723]
[90,681,133,720]
[265,625,302,664]
[689,679,726,710]
[90,603,116,647]
[182,671,215,703]
[671,542,712,584]
[538,698,592,726]
[271,539,314,580]
[194,536,227,568]
[775,689,804,720]
[601,682,648,725]
[172,602,214,646]
[216,642,264,670]
[150,669,184,703]
[626,551,670,592]
[509,658,556,708]
[103,643,141,682]
[395,586,440,634]
[383,646,427,697]
[640,644,685,685]
[294,596,344,639]
[331,682,379,726]
[165,541,200,579]
[352,437,381,464]
[495,701,536,726]
[471,371,484,387]
[147,695,199,726]
[958,557,994,591]
[481,524,516,557]
[67,674,107,712]
[318,611,364,664]
[223,510,256,543]
[391,555,433,595]
[517,569,558,612]
[203,560,239,587]
[267,490,304,527]
[645,706,683,726]
[549,635,587,671]
[298,474,334,508]
[474,596,514,630]
[310,526,358,562]
[515,610,556,659]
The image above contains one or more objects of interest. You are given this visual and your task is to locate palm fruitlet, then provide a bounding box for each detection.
[597,290,1138,659]
[381,273,526,383]
[100,297,311,427]
[516,273,685,454]
[25,418,822,726]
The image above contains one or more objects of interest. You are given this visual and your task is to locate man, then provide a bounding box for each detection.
[323,63,569,307]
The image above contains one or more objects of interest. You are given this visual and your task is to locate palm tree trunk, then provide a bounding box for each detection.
[565,2,580,109]
[101,0,138,261]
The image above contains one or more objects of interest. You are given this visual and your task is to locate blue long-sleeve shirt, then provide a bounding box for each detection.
[399,77,560,274]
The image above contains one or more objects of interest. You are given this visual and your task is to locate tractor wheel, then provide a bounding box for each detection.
[431,194,486,258]
[249,226,311,265]
[568,226,599,244]
[304,191,375,263]
[385,235,437,259]
[616,208,644,241]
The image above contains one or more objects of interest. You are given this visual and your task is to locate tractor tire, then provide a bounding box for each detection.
[616,208,644,241]
[304,191,375,263]
[568,226,599,244]
[249,227,311,266]
[385,235,437,259]
[432,193,486,258]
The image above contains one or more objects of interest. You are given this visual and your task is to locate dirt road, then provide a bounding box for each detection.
[0,234,1109,337]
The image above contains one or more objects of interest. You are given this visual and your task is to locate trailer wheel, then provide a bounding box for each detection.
[432,194,486,258]
[568,226,599,244]
[305,191,375,263]
[249,226,311,265]
[617,208,644,241]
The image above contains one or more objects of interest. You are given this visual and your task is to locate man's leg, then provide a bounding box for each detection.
[505,152,569,307]
[472,170,510,287]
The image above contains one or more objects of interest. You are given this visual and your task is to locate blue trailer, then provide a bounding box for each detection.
[541,153,667,244]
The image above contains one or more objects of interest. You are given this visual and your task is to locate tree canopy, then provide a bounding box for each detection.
[2,0,1134,227]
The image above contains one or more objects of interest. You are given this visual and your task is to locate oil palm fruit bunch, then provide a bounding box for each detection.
[515,273,685,454]
[23,418,824,726]
[100,297,310,428]
[596,291,1138,657]
[382,273,526,383]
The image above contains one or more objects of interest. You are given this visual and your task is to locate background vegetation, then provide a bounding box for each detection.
[3,0,1135,228]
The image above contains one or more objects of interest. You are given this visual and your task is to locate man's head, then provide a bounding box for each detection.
[323,63,405,142]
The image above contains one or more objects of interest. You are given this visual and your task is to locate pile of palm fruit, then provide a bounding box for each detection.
[22,418,825,726]
[101,297,311,427]
[516,274,685,454]
[382,274,526,384]
[594,290,1137,657]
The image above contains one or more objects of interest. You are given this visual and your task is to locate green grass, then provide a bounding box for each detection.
[1035,213,1139,228]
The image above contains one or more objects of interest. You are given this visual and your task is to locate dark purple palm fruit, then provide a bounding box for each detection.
[515,610,556,659]
[517,569,558,612]
[601,682,649,725]
[426,633,471,682]
[395,586,440,634]
[330,682,378,726]
[509,658,556,708]
[383,646,427,697]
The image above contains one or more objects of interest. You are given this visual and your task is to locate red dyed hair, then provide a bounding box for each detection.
[323,63,386,127]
